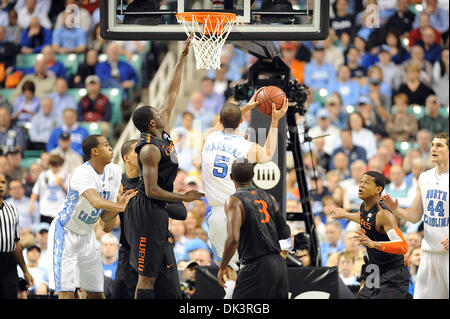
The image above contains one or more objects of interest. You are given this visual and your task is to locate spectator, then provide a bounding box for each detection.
[17,245,48,297]
[403,157,425,189]
[380,137,404,167]
[432,49,449,105]
[281,42,306,83]
[309,108,341,156]
[303,151,326,179]
[345,46,367,85]
[321,31,345,70]
[330,129,367,170]
[29,97,60,149]
[347,111,377,159]
[54,0,92,34]
[0,107,26,153]
[40,45,69,82]
[46,77,76,117]
[46,108,89,157]
[304,46,336,93]
[29,154,68,225]
[182,237,211,262]
[329,64,361,107]
[11,80,40,126]
[415,129,434,169]
[171,127,195,173]
[408,12,441,48]
[320,220,345,266]
[413,0,448,33]
[95,42,138,98]
[415,27,443,65]
[23,161,42,197]
[5,147,27,181]
[357,95,386,138]
[337,251,360,286]
[376,45,402,92]
[401,45,433,86]
[339,159,366,211]
[293,232,312,267]
[186,91,214,133]
[406,232,423,250]
[49,131,84,174]
[385,0,415,37]
[418,95,449,135]
[308,174,332,215]
[384,164,416,208]
[365,65,393,108]
[14,58,56,99]
[375,146,394,180]
[0,155,11,185]
[19,16,51,54]
[210,63,232,100]
[100,233,119,281]
[0,26,17,69]
[327,231,365,273]
[77,75,112,137]
[352,36,375,70]
[397,63,435,106]
[52,9,87,54]
[72,49,98,88]
[330,0,355,39]
[6,179,39,233]
[407,246,421,294]
[385,93,418,142]
[383,29,410,65]
[170,219,189,264]
[190,248,212,267]
[324,93,349,130]
[4,9,22,46]
[17,0,52,30]
[331,152,351,181]
[14,0,51,16]
[197,77,225,114]
[33,222,50,270]
[87,23,109,53]
[313,136,331,172]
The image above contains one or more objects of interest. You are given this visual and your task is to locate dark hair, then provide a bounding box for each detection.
[48,154,64,167]
[182,111,194,119]
[220,103,241,130]
[347,111,366,130]
[434,132,449,149]
[82,135,102,160]
[22,81,35,93]
[132,105,154,133]
[121,139,138,160]
[364,171,386,193]
[231,158,254,184]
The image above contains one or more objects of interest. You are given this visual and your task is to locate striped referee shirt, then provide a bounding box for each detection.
[0,201,20,253]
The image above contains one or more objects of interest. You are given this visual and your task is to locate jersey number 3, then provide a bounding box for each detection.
[254,200,270,224]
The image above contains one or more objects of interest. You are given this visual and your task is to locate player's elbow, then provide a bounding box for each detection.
[400,243,409,255]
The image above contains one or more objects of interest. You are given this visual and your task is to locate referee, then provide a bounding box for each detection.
[0,173,34,299]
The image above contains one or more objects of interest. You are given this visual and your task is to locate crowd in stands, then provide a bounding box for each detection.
[1,0,448,299]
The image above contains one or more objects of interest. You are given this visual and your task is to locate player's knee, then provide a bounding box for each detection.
[138,275,156,288]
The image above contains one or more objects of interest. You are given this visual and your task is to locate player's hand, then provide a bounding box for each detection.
[245,87,263,110]
[217,266,235,287]
[353,231,375,249]
[331,207,348,220]
[118,188,138,210]
[183,190,205,202]
[380,194,399,211]
[271,97,288,122]
[23,270,34,288]
[441,236,449,251]
[181,32,194,57]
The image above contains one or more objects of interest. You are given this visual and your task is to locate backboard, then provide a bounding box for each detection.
[100,0,329,41]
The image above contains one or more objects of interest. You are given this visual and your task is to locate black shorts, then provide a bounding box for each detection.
[114,246,138,299]
[124,192,169,277]
[358,265,410,299]
[0,253,19,299]
[154,240,181,299]
[233,253,288,299]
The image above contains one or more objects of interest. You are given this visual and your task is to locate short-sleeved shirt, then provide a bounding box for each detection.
[32,169,69,218]
[57,162,122,236]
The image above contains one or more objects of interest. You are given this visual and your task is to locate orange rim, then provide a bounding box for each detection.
[176,12,236,35]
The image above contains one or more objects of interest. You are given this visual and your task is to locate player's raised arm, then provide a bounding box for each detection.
[159,33,193,131]
[381,181,424,223]
[247,97,288,164]
[140,144,204,202]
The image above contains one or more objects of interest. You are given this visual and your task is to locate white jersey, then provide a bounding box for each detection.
[57,162,122,236]
[419,168,449,252]
[201,131,252,207]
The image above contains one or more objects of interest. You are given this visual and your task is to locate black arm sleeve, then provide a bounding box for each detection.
[166,201,187,220]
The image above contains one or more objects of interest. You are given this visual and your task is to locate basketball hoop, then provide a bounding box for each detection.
[177,12,237,70]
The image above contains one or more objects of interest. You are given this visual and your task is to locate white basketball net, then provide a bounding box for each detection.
[177,13,236,70]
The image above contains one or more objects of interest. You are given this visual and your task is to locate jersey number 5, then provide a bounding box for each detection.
[254,200,270,224]
[213,155,230,178]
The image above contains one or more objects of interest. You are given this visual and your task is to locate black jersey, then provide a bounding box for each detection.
[360,201,405,271]
[135,131,178,204]
[232,187,290,264]
[120,173,140,249]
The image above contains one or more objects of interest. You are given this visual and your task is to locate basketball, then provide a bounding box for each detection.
[256,86,287,116]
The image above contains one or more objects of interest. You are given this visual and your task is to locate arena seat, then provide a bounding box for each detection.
[55,53,85,75]
[439,106,449,118]
[15,53,38,69]
[20,149,43,168]
[0,88,14,104]
[406,105,426,120]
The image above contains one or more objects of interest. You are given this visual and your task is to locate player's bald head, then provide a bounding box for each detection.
[220,103,242,130]
[231,158,254,184]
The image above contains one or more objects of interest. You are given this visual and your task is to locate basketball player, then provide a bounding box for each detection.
[202,92,288,269]
[47,135,137,299]
[332,171,410,299]
[124,34,204,299]
[217,158,291,299]
[381,132,449,299]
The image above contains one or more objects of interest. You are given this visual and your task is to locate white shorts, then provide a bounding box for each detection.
[207,206,240,271]
[48,218,103,293]
[414,250,449,299]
